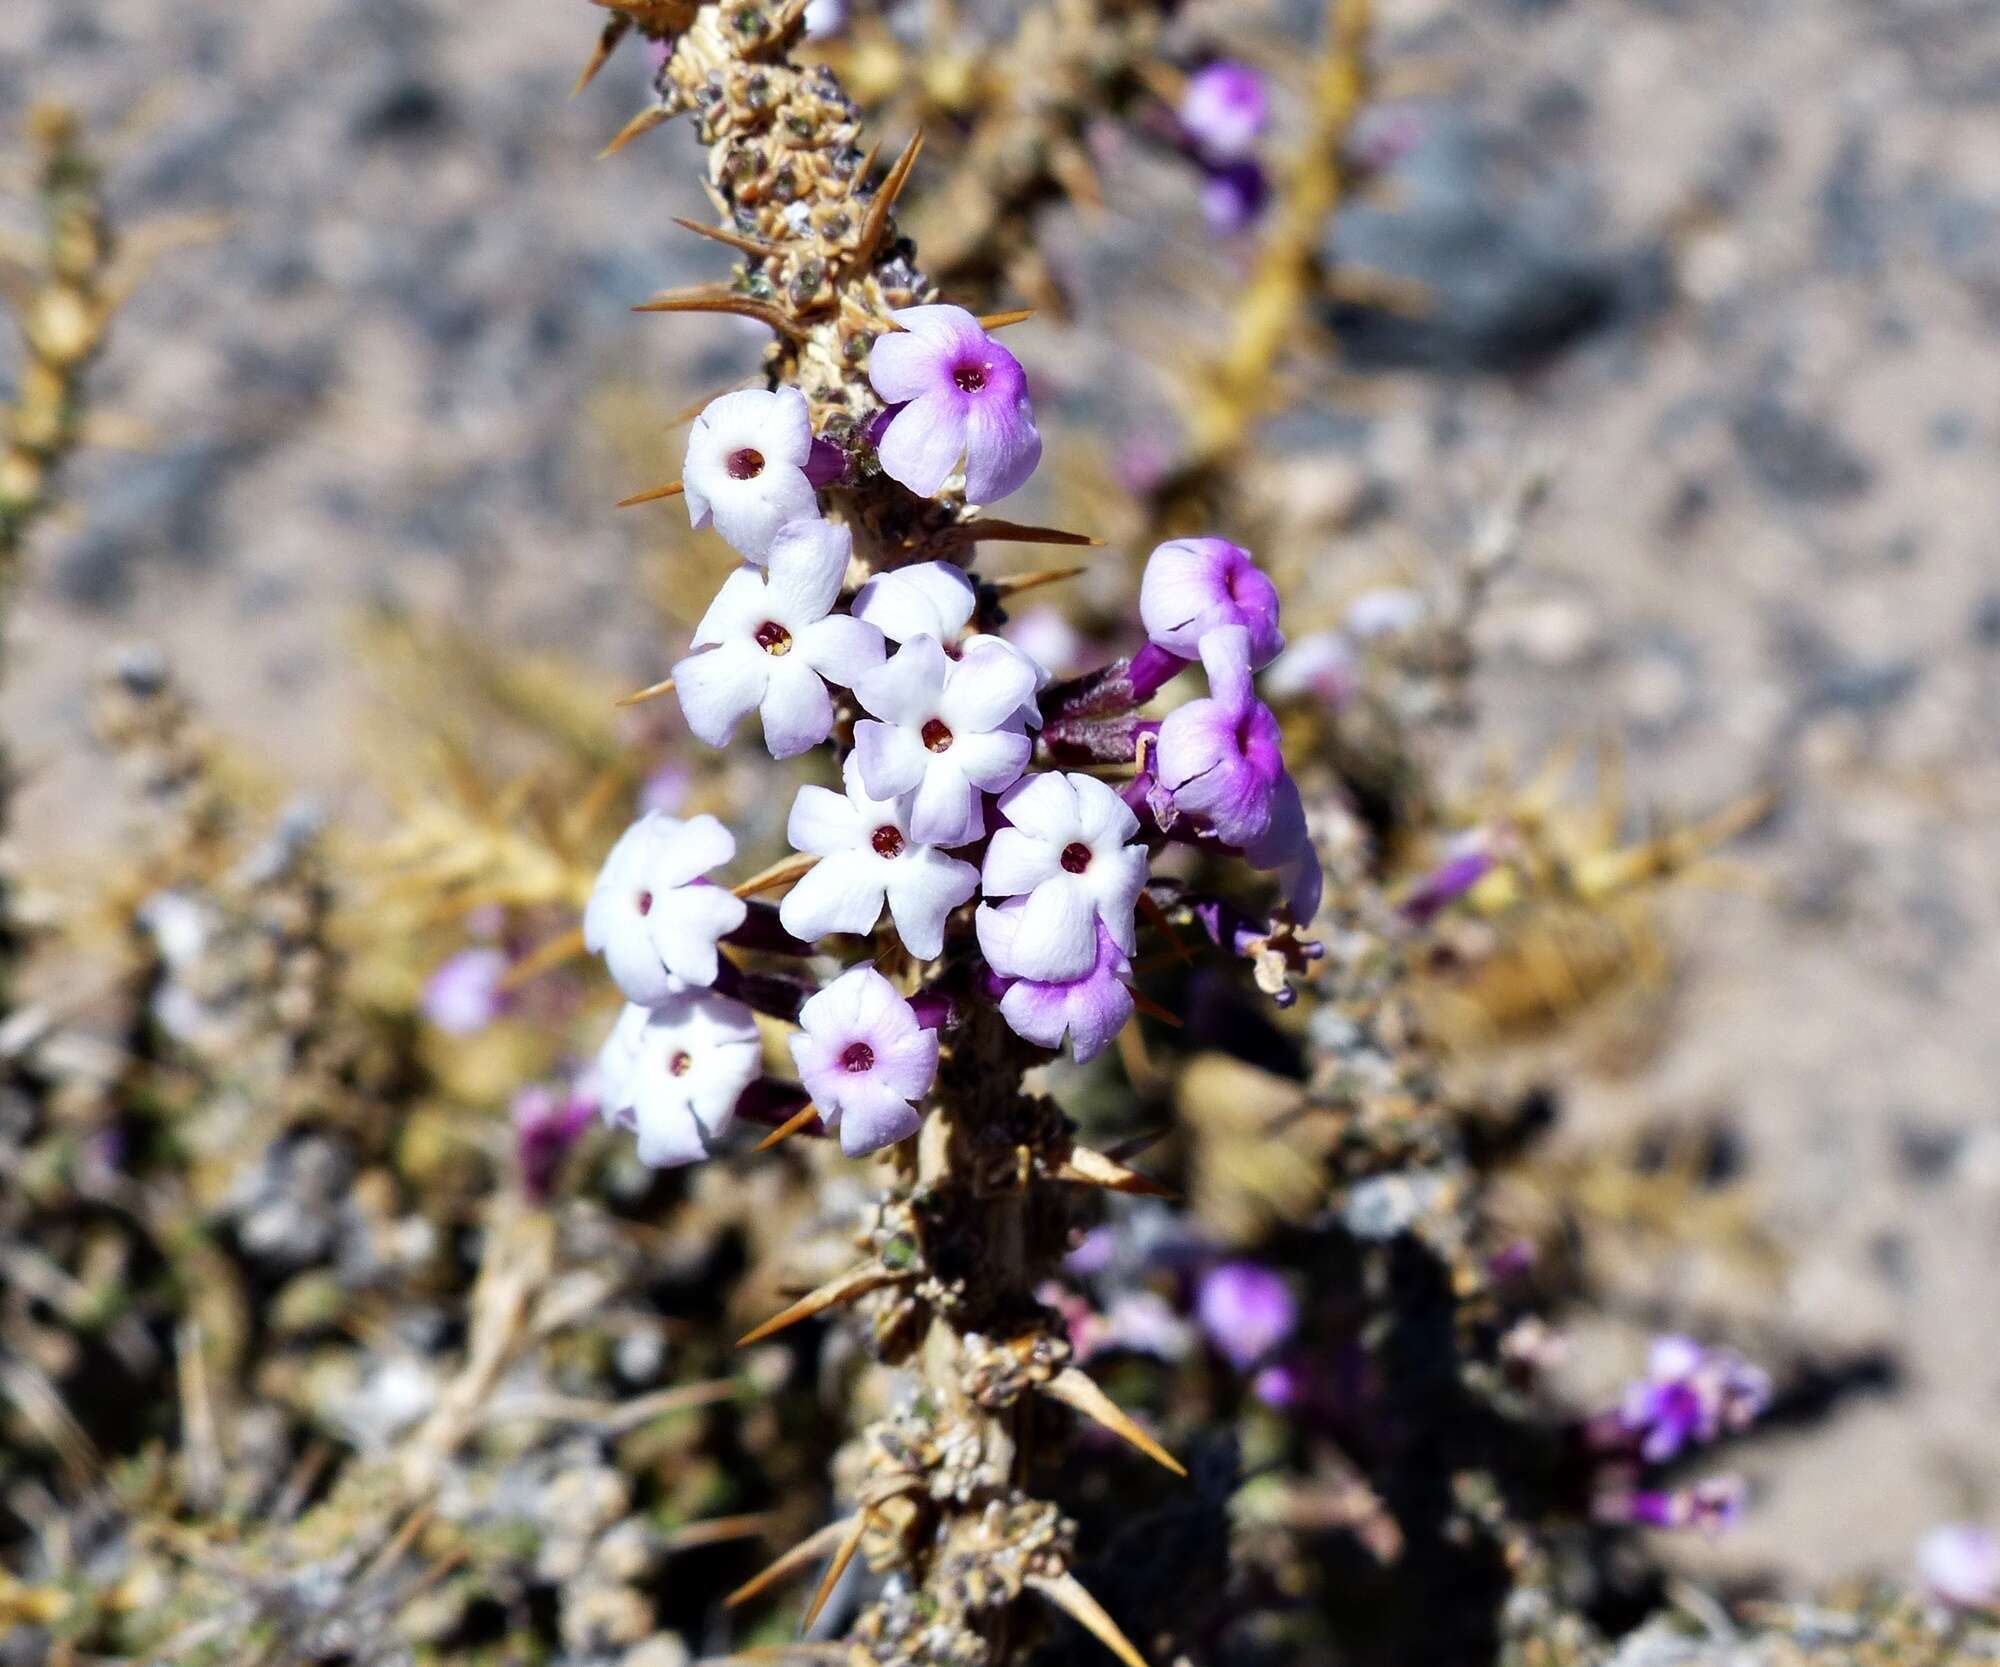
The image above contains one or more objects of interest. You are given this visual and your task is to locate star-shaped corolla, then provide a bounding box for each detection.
[789,966,939,1157]
[595,991,762,1168]
[583,812,747,1002]
[980,771,1149,982]
[867,305,1042,505]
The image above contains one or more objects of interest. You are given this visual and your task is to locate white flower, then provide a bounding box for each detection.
[852,634,1037,847]
[788,966,939,1157]
[683,387,820,560]
[673,520,885,758]
[981,771,1149,981]
[851,561,976,644]
[779,754,979,959]
[596,993,762,1168]
[583,812,747,1002]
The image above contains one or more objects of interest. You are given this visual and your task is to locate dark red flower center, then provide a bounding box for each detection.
[754,619,793,656]
[637,890,654,916]
[920,717,953,753]
[952,363,987,393]
[840,1042,875,1073]
[727,446,765,480]
[1060,841,1093,874]
[668,1051,692,1077]
[871,825,905,858]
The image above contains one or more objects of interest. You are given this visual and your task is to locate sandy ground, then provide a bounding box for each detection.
[2,0,1997,1596]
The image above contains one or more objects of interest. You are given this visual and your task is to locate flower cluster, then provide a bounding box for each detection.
[583,308,1320,1168]
[1178,61,1272,236]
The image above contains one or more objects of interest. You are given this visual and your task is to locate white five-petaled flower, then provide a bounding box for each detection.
[779,754,979,959]
[851,560,975,644]
[584,812,747,1003]
[683,387,820,560]
[981,771,1149,982]
[673,520,885,759]
[596,993,762,1168]
[852,634,1038,847]
[789,966,939,1157]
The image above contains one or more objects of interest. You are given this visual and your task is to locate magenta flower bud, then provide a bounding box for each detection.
[1139,537,1283,667]
[1196,1261,1297,1370]
[513,1082,598,1202]
[867,305,1043,505]
[423,947,511,1036]
[1200,160,1269,236]
[1180,61,1269,162]
[1155,625,1286,847]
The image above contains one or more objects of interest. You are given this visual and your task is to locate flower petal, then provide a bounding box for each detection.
[601,920,680,1007]
[693,566,771,647]
[1007,872,1098,982]
[1070,772,1140,849]
[959,384,1042,505]
[852,561,977,644]
[907,758,979,847]
[994,771,1081,844]
[655,813,738,888]
[872,1024,940,1101]
[878,388,969,499]
[787,782,865,857]
[797,612,886,689]
[853,718,927,799]
[674,642,768,749]
[758,655,834,759]
[833,1081,924,1157]
[945,726,1032,796]
[940,649,1037,733]
[982,825,1065,898]
[764,518,852,626]
[855,634,948,727]
[778,848,886,942]
[882,847,977,959]
[1086,845,1149,954]
[866,327,944,405]
[648,884,747,985]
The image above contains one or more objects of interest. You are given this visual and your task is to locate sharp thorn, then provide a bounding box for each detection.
[1126,989,1183,1029]
[987,563,1086,598]
[572,18,630,97]
[663,1511,778,1552]
[616,479,685,507]
[937,519,1103,550]
[614,675,675,708]
[800,1508,869,1632]
[1050,1144,1175,1199]
[1025,1571,1151,1667]
[736,1263,898,1348]
[724,1516,855,1609]
[731,851,819,900]
[1042,1367,1186,1478]
[497,925,587,993]
[672,215,780,258]
[977,307,1035,331]
[632,290,800,335]
[856,127,924,263]
[599,103,671,159]
[753,1102,821,1153]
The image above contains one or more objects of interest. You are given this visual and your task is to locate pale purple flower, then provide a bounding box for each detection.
[982,771,1149,982]
[868,305,1043,504]
[1201,161,1268,235]
[803,0,848,37]
[1006,607,1088,677]
[584,812,747,1002]
[779,753,979,959]
[1398,839,1494,925]
[853,633,1037,846]
[977,901,1135,1063]
[423,947,511,1036]
[1345,585,1427,639]
[1263,631,1356,705]
[1600,1477,1746,1538]
[638,762,691,815]
[789,966,939,1157]
[1140,536,1284,667]
[1196,1261,1298,1370]
[1919,1524,1999,1611]
[1615,1336,1771,1465]
[1155,625,1285,846]
[683,387,820,560]
[596,992,762,1168]
[1180,61,1268,161]
[1243,773,1324,922]
[852,559,976,644]
[673,519,885,759]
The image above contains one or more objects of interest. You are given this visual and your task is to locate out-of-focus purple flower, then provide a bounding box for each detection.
[1600,1476,1747,1538]
[1139,536,1284,667]
[803,0,848,39]
[1398,842,1496,926]
[1252,1363,1301,1408]
[868,305,1042,504]
[1196,1261,1298,1371]
[1613,1336,1771,1464]
[790,966,940,1156]
[1263,631,1356,706]
[1006,607,1088,678]
[423,948,511,1036]
[1180,62,1269,162]
[513,1082,598,1201]
[1114,432,1173,497]
[977,901,1135,1063]
[1156,625,1286,846]
[1918,1524,1999,1611]
[638,762,691,816]
[1200,160,1268,236]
